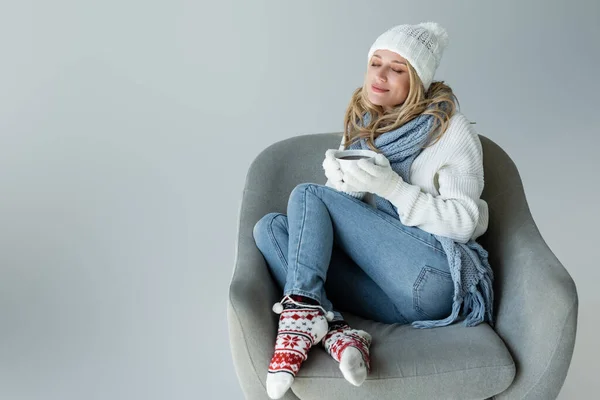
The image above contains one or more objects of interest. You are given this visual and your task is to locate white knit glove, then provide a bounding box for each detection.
[322,149,366,199]
[340,153,402,198]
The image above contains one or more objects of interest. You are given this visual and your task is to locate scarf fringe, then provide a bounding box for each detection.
[411,279,493,329]
[411,299,462,329]
[479,264,495,327]
[469,242,495,327]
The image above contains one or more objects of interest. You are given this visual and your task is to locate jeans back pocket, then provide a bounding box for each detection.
[413,265,454,320]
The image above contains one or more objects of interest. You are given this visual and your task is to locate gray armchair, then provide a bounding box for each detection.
[228,132,578,400]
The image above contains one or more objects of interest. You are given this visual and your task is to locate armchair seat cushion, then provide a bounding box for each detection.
[291,315,515,399]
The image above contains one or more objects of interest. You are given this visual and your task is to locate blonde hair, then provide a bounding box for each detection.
[342,60,459,152]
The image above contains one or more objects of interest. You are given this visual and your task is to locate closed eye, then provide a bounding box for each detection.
[370,63,403,73]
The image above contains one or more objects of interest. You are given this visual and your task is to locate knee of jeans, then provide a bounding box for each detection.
[291,182,311,194]
[253,212,286,249]
[291,183,320,199]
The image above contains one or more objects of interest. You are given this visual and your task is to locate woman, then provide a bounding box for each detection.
[252,22,494,400]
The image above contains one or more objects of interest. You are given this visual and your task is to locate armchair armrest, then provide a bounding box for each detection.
[228,187,302,400]
[479,137,578,400]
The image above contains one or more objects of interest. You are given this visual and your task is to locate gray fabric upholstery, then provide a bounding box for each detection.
[228,132,578,399]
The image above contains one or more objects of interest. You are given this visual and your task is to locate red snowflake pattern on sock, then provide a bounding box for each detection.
[268,308,327,376]
[322,324,372,372]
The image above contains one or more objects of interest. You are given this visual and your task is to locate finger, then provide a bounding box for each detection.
[327,178,344,191]
[325,149,339,160]
[342,169,366,189]
[347,162,375,183]
[374,153,390,167]
[325,168,343,181]
[357,159,385,177]
[323,156,340,171]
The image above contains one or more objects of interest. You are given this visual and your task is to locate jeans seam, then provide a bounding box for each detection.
[292,188,308,290]
[266,214,288,273]
[321,186,445,255]
[264,212,324,306]
[285,258,326,304]
[391,304,410,325]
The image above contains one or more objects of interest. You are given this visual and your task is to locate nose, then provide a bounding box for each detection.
[376,71,387,83]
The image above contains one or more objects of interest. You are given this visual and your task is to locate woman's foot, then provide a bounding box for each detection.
[266,295,330,399]
[322,321,372,386]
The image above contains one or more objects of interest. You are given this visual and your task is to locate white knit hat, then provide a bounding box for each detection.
[367,22,449,91]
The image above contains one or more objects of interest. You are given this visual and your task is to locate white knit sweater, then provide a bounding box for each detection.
[328,112,489,244]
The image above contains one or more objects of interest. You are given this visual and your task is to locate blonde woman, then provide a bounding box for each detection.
[253,22,493,400]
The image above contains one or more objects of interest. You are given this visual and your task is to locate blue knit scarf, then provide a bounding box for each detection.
[347,113,494,329]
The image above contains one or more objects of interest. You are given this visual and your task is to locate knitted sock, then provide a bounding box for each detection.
[266,295,331,399]
[322,321,372,386]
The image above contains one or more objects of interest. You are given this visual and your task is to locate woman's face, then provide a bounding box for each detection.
[364,49,411,111]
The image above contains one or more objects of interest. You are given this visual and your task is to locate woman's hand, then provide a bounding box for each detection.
[322,149,344,190]
[340,153,402,198]
[322,149,366,199]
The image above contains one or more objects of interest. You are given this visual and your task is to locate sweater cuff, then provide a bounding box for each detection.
[344,189,367,200]
[384,177,422,219]
[326,179,366,200]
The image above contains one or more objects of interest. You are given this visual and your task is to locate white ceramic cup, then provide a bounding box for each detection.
[332,149,378,174]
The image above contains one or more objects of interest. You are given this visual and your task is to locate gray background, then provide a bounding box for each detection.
[0,0,597,399]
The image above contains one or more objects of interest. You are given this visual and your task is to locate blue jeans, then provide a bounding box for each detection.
[252,183,453,325]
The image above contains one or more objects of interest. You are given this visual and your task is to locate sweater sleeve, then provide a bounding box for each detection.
[383,119,485,243]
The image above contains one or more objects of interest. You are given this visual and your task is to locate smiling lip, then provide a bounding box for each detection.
[371,85,388,93]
